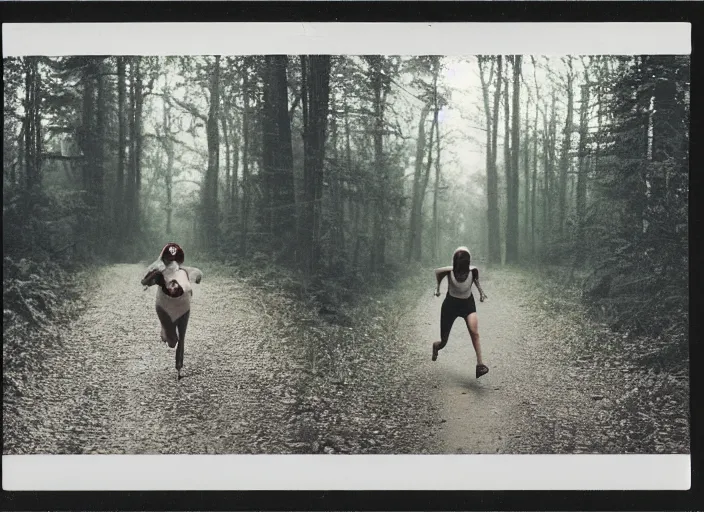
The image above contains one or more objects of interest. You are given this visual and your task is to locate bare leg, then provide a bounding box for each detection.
[465,312,484,366]
[433,301,454,361]
[155,306,178,348]
[175,310,190,377]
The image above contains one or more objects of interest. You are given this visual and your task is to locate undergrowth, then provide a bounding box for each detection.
[534,263,688,371]
[3,256,95,400]
[204,251,426,321]
[198,254,434,453]
[526,263,689,453]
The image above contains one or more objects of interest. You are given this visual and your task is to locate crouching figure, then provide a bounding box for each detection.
[141,243,203,380]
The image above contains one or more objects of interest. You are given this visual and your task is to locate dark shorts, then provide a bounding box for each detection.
[440,293,476,340]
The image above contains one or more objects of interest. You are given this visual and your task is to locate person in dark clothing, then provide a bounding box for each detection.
[432,246,489,378]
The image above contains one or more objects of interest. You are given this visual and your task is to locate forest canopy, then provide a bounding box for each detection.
[3,54,689,338]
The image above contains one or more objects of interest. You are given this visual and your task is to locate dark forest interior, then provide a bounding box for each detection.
[4,54,689,333]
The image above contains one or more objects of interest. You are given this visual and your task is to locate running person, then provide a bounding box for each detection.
[432,246,489,378]
[141,243,202,379]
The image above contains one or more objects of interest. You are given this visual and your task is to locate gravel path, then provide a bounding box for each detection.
[405,267,689,454]
[4,264,688,455]
[3,264,302,454]
[403,267,544,453]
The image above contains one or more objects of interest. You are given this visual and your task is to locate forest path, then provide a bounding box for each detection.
[407,266,689,454]
[4,264,688,455]
[3,263,303,454]
[407,267,597,454]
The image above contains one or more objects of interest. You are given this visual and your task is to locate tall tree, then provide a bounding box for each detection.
[133,57,144,238]
[220,96,231,228]
[262,55,295,244]
[300,55,331,275]
[115,57,126,239]
[94,58,106,215]
[575,62,591,244]
[530,57,540,256]
[546,89,557,236]
[502,65,511,263]
[432,73,443,261]
[478,55,502,266]
[506,55,521,264]
[241,57,252,256]
[522,85,530,247]
[328,92,346,259]
[22,57,42,193]
[365,55,392,272]
[159,91,176,235]
[557,57,574,236]
[406,57,441,262]
[202,55,221,249]
[417,95,438,261]
[406,102,431,261]
[80,58,96,197]
[124,56,144,254]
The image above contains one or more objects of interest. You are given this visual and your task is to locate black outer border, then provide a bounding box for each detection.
[0,1,699,23]
[1,1,702,510]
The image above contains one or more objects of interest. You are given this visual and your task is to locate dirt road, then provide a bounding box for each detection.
[406,267,689,454]
[3,265,688,455]
[403,268,546,453]
[3,263,305,454]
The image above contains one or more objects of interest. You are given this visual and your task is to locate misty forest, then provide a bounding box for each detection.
[3,55,689,455]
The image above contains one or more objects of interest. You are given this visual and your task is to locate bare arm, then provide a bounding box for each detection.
[475,277,488,302]
[434,266,452,296]
[141,271,158,287]
[182,266,203,284]
[141,259,166,287]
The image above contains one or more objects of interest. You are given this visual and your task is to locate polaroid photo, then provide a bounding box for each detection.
[2,21,691,492]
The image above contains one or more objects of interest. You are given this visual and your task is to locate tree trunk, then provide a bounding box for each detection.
[203,55,221,250]
[487,56,502,265]
[261,58,274,234]
[531,96,539,257]
[546,90,557,235]
[523,90,530,250]
[506,55,521,264]
[231,116,240,221]
[503,70,511,264]
[23,59,32,190]
[81,59,96,196]
[126,59,136,244]
[575,75,590,246]
[344,98,361,270]
[329,92,345,260]
[432,59,442,261]
[95,59,106,215]
[368,56,387,272]
[23,57,41,192]
[262,55,296,247]
[301,55,331,276]
[221,104,231,225]
[407,103,431,262]
[542,107,550,244]
[115,57,126,239]
[557,58,574,236]
[241,58,251,257]
[273,56,295,242]
[133,57,143,240]
[417,100,438,262]
[32,59,42,191]
[162,95,175,236]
